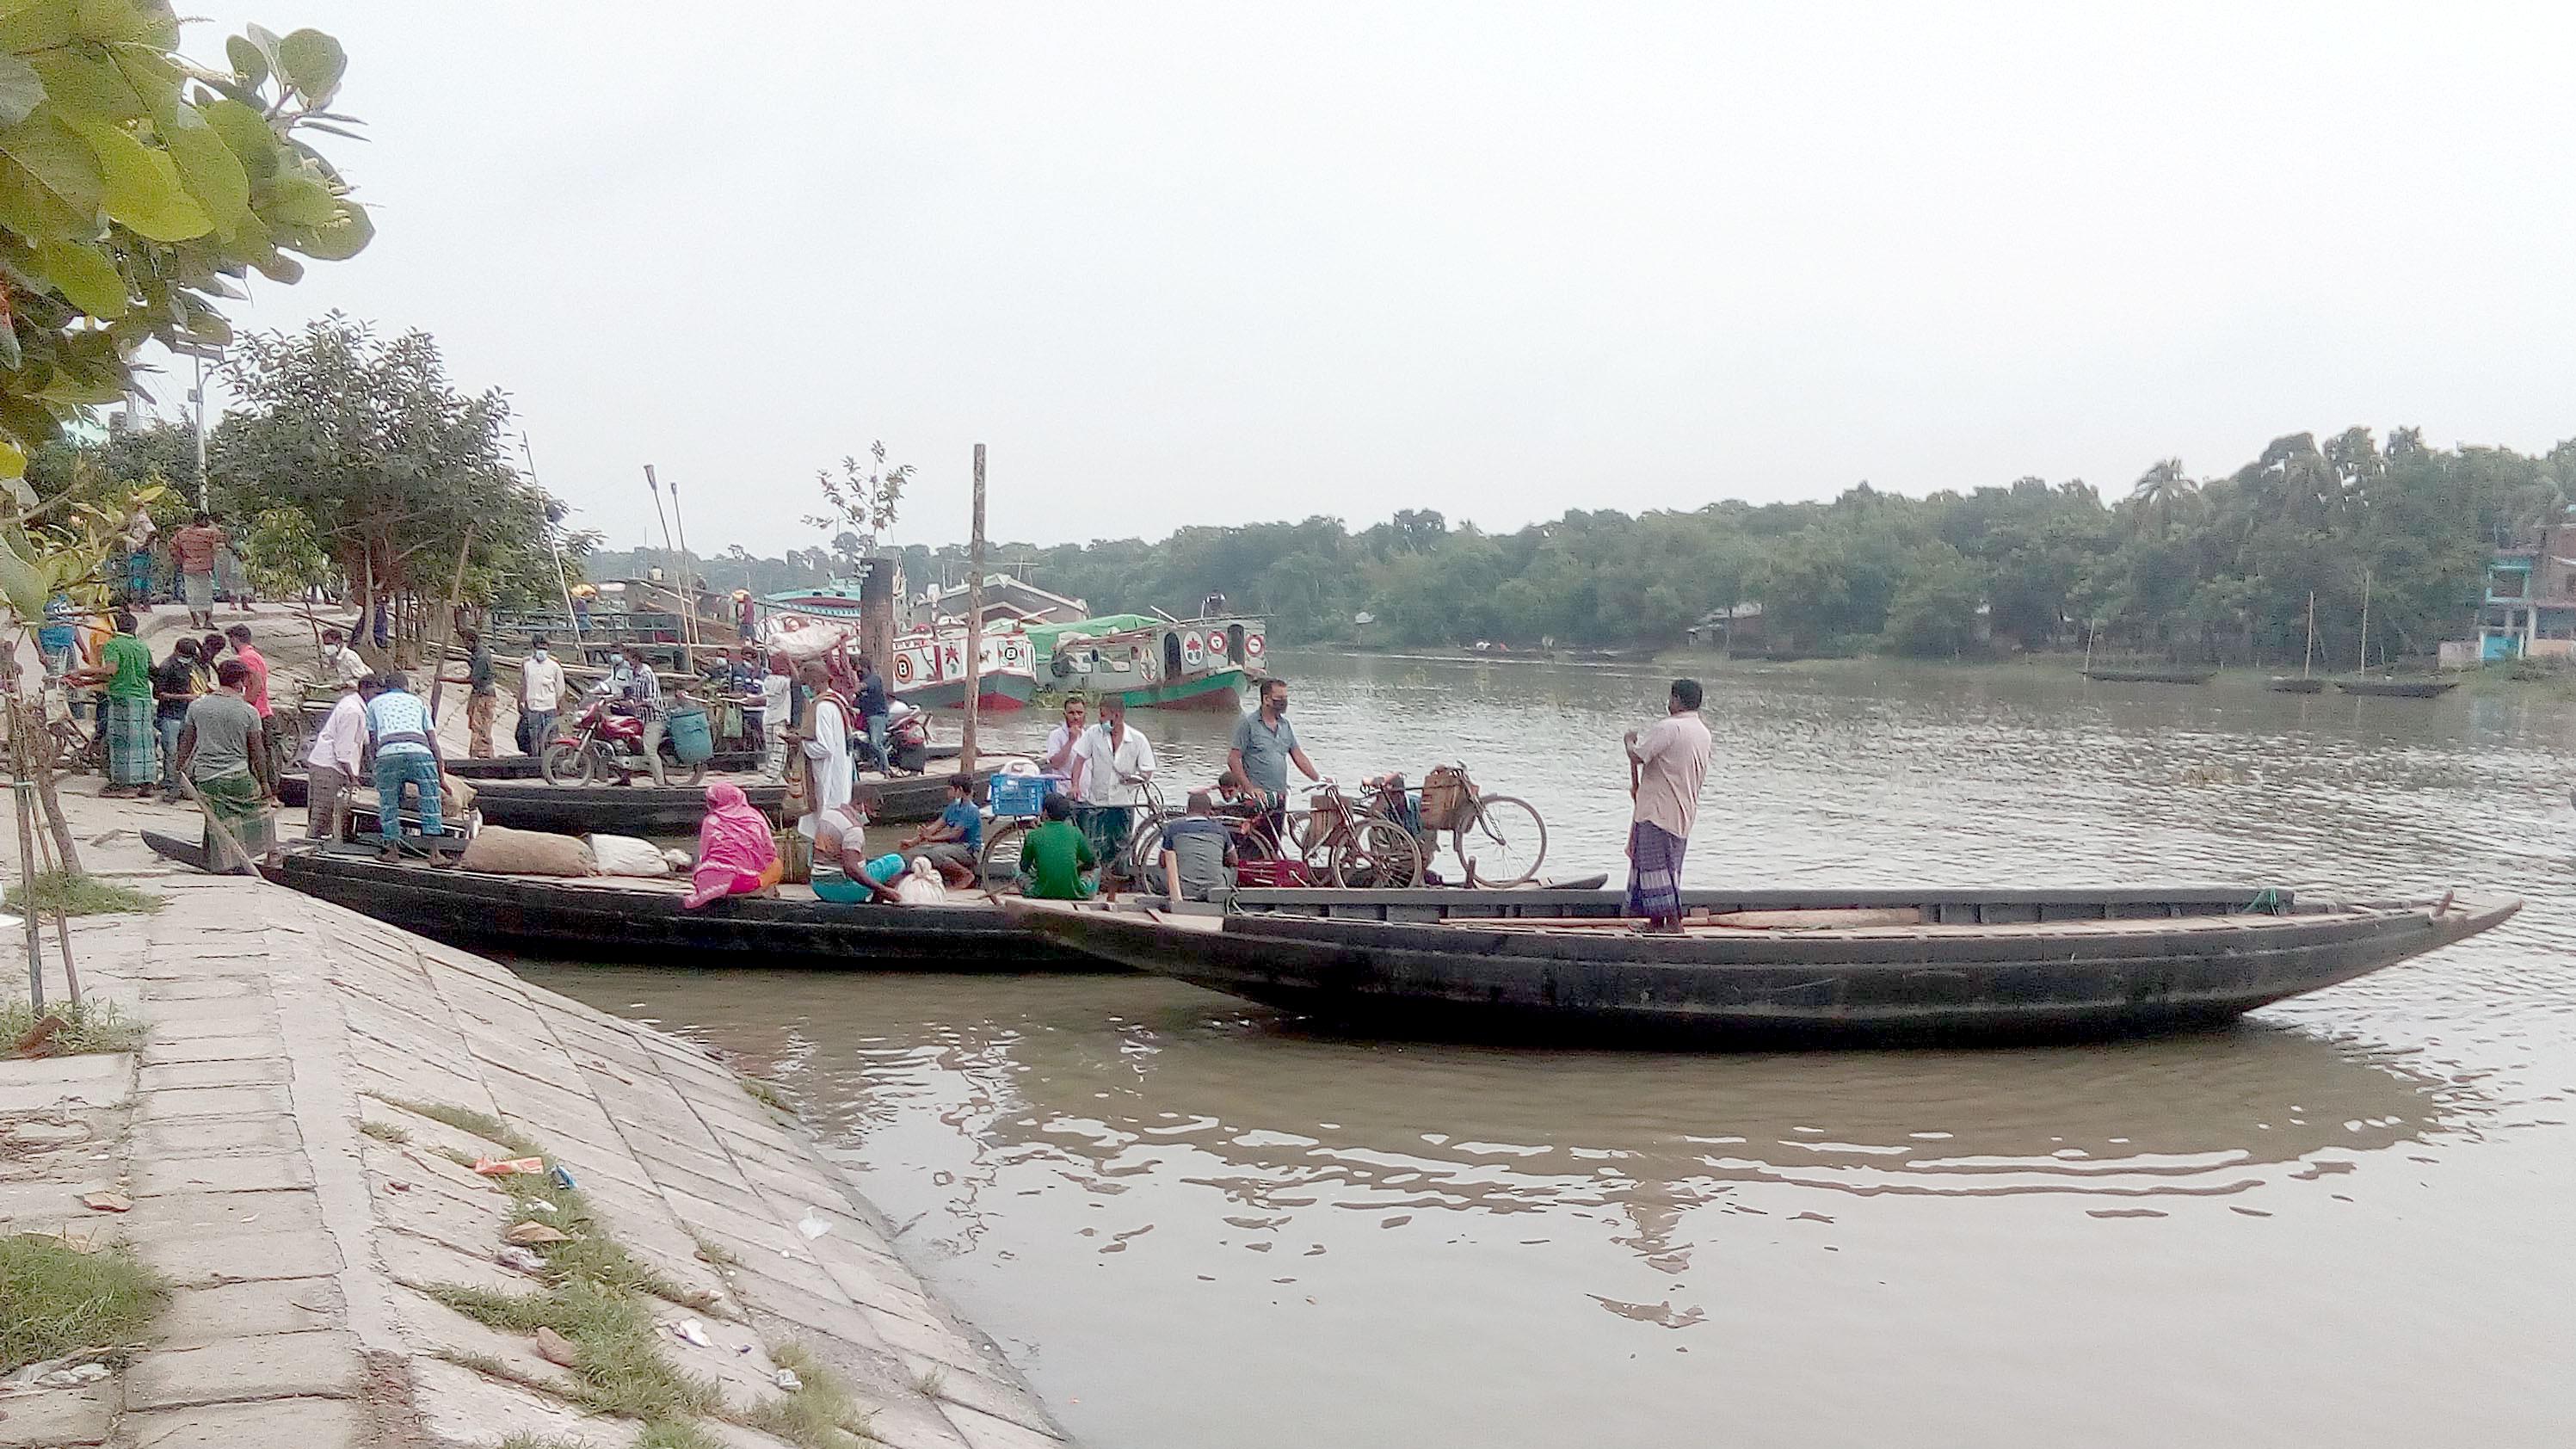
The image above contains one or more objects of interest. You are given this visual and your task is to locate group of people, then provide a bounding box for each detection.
[62,614,276,807]
[114,506,247,632]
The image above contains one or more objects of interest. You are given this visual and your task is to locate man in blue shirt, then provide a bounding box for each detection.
[852,657,891,773]
[1226,678,1320,849]
[365,670,453,867]
[897,772,983,889]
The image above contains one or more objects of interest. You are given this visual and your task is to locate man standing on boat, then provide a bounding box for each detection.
[519,634,567,758]
[1074,694,1156,888]
[1228,677,1320,848]
[1043,695,1089,798]
[786,658,853,836]
[1623,678,1711,934]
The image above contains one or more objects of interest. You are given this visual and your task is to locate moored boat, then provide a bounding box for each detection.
[1026,613,1268,712]
[276,765,1001,833]
[139,832,1105,971]
[1004,885,2517,1047]
[2333,676,2460,699]
[2265,676,2325,694]
[2081,666,2218,684]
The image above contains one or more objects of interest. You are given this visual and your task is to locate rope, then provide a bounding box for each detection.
[2244,886,2287,916]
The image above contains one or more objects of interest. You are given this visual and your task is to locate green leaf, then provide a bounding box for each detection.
[73,0,163,45]
[223,34,267,89]
[70,116,209,240]
[108,43,182,127]
[0,322,20,373]
[0,151,93,242]
[163,108,247,232]
[0,0,74,53]
[248,246,299,283]
[276,28,343,107]
[0,108,106,214]
[32,237,125,317]
[0,53,43,127]
[279,193,367,262]
[255,168,336,226]
[26,49,142,123]
[200,96,275,182]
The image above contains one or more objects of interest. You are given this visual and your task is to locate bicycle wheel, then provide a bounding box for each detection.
[1126,811,1181,885]
[978,819,1033,891]
[1332,817,1423,889]
[1457,794,1548,887]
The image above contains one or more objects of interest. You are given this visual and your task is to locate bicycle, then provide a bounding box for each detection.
[1282,780,1423,889]
[1413,763,1548,887]
[977,772,1172,891]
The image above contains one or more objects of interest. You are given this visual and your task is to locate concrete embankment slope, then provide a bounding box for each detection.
[0,816,1074,1448]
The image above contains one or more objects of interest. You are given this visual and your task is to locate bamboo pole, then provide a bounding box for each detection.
[28,800,77,1006]
[961,443,986,773]
[14,777,43,1012]
[668,473,701,675]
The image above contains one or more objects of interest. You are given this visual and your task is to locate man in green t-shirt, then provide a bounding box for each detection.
[68,610,157,795]
[1016,793,1096,900]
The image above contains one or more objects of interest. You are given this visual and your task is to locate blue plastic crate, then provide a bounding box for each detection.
[988,773,1062,817]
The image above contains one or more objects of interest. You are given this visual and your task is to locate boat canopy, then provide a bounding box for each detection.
[1024,614,1167,654]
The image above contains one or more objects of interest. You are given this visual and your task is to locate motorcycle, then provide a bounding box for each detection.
[540,694,706,787]
[878,700,929,774]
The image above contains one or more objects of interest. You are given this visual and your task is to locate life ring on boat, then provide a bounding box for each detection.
[1244,632,1265,659]
[892,653,915,685]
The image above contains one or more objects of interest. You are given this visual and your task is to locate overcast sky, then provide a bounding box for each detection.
[173,2,2576,557]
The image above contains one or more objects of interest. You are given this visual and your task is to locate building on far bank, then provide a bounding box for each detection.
[2473,521,2576,663]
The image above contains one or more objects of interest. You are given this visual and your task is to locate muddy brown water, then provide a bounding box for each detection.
[521,653,2576,1447]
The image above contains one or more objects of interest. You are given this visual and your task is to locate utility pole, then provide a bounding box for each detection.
[961,444,986,772]
[521,436,583,645]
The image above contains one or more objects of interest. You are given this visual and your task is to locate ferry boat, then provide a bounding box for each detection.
[1026,613,1267,712]
[757,583,1040,712]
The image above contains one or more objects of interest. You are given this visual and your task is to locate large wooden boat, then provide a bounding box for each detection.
[140,832,1106,971]
[275,766,995,833]
[1025,614,1267,712]
[2081,666,2218,685]
[1004,885,2517,1047]
[441,743,961,782]
[2265,676,2325,694]
[2333,676,2460,699]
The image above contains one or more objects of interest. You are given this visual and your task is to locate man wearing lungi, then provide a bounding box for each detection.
[68,611,157,797]
[1624,678,1712,933]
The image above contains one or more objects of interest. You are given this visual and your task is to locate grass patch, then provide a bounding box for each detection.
[910,1363,945,1398]
[740,1077,794,1113]
[428,1279,716,1421]
[496,1436,595,1449]
[744,1341,876,1449]
[358,1120,410,1144]
[3,872,161,917]
[636,1421,723,1449]
[0,1236,169,1373]
[1,998,145,1057]
[690,1232,739,1269]
[373,1095,541,1156]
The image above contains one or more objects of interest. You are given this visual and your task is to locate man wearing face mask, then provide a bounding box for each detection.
[1226,676,1320,851]
[519,633,567,756]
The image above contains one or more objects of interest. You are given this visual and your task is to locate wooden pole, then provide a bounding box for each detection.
[28,802,77,1007]
[668,472,702,674]
[14,777,44,1012]
[961,444,986,774]
[2357,567,2370,674]
[2302,590,2315,679]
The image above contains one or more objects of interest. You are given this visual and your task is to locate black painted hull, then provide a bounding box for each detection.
[2333,679,2460,698]
[2082,668,2217,684]
[143,831,1101,971]
[277,768,980,833]
[1008,887,2517,1047]
[440,744,962,781]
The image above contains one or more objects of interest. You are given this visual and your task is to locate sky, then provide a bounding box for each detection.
[168,2,2576,557]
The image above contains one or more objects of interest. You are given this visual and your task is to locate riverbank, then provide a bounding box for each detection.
[0,779,1075,1448]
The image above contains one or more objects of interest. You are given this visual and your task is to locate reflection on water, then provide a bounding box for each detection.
[525,654,2576,1449]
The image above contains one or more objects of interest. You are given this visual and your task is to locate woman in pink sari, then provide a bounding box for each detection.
[684,781,782,908]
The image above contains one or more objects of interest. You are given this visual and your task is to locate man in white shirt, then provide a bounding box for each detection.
[1042,695,1089,798]
[315,627,368,689]
[1623,678,1713,932]
[302,675,377,841]
[519,634,568,756]
[1073,694,1156,888]
[758,651,793,781]
[786,660,853,837]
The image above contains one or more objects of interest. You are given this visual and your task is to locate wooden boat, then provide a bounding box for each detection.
[441,743,962,781]
[2333,677,2460,699]
[2081,666,2217,684]
[1026,613,1266,712]
[275,766,995,833]
[2265,677,2325,694]
[1003,885,2517,1047]
[140,831,1106,971]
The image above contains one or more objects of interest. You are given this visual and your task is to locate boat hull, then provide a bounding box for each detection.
[2083,668,2217,684]
[1007,887,2517,1048]
[896,672,1038,712]
[142,831,1106,971]
[278,768,987,832]
[2334,679,2460,698]
[1038,669,1247,712]
[2265,677,2325,694]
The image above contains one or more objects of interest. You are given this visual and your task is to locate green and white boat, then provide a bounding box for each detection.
[1026,613,1268,712]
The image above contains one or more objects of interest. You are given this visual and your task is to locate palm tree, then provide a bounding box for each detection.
[2129,459,2192,538]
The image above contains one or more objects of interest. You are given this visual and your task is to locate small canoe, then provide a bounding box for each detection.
[139,831,1106,972]
[2082,667,2217,684]
[1004,885,2517,1047]
[275,766,995,833]
[2333,677,2460,699]
[2265,677,2325,694]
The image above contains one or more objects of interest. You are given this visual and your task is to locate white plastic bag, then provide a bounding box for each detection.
[587,833,672,878]
[893,856,947,904]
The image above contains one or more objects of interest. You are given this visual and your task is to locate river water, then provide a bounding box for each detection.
[522,651,2576,1447]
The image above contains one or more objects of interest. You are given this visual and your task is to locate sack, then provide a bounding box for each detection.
[441,776,478,817]
[1420,766,1472,830]
[458,825,596,877]
[894,859,947,904]
[780,753,813,821]
[587,833,670,877]
[776,828,812,885]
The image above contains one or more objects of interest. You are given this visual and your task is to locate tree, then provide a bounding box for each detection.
[1882,543,1987,657]
[802,441,914,563]
[214,317,545,651]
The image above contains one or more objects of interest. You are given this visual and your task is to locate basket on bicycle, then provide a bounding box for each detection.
[1299,788,1346,853]
[1419,765,1475,830]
